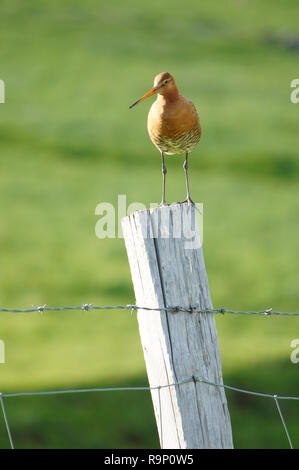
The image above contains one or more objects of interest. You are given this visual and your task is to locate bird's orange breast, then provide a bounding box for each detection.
[147,95,201,155]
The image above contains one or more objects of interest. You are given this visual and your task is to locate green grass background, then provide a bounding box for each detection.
[0,0,299,448]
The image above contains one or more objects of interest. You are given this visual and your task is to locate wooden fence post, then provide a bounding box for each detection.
[122,203,233,449]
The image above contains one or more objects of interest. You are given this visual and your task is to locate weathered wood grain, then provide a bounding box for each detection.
[122,203,233,449]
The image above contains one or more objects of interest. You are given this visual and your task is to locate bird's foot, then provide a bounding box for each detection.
[179,197,202,214]
[180,197,195,206]
[159,200,168,207]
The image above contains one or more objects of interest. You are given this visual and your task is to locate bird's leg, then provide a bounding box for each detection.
[161,152,167,205]
[183,152,194,205]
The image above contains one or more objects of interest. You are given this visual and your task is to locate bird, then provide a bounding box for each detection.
[129,72,201,205]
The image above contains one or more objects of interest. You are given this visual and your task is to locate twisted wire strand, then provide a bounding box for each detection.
[0,304,299,316]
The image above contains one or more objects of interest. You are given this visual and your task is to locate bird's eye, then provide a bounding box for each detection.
[164,80,168,84]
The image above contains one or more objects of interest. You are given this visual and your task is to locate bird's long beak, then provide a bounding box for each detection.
[129,86,157,109]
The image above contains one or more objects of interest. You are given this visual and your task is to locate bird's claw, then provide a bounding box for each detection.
[180,197,195,206]
[178,198,202,214]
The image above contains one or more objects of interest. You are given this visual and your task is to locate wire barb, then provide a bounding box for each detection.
[126,304,137,316]
[36,304,47,314]
[82,303,92,312]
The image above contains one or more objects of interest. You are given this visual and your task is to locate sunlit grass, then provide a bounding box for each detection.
[0,0,299,448]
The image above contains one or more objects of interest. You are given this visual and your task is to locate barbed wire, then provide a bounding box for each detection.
[0,302,298,449]
[0,303,299,316]
[0,375,297,450]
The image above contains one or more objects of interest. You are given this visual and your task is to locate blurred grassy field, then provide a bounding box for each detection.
[0,0,299,448]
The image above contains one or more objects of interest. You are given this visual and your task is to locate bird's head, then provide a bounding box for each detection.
[129,72,178,109]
